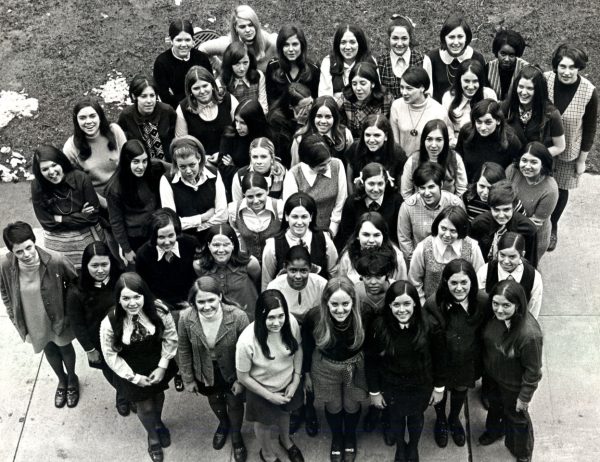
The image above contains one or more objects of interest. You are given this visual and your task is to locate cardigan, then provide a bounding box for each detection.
[486,58,528,100]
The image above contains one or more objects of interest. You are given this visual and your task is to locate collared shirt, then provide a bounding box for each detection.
[230,72,268,114]
[156,240,181,261]
[390,48,411,78]
[365,196,384,209]
[318,55,355,98]
[228,197,283,233]
[267,273,328,323]
[171,49,190,62]
[174,95,239,142]
[439,46,475,65]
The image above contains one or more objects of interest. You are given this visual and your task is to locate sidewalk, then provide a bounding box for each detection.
[1,174,599,462]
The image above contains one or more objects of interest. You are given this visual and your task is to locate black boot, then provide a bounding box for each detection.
[393,438,407,462]
[362,405,380,432]
[305,392,320,437]
[433,392,448,448]
[343,407,361,462]
[325,409,344,462]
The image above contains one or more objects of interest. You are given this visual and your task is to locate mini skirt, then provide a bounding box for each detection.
[245,379,304,425]
[310,350,368,404]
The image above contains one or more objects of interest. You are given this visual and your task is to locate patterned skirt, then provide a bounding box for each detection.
[553,157,580,190]
[43,224,105,269]
[311,351,368,404]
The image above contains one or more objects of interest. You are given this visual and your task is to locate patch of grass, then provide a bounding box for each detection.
[1,0,599,171]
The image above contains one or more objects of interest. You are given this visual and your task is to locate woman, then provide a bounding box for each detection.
[486,29,528,100]
[194,224,260,321]
[105,140,168,266]
[390,67,454,156]
[291,96,353,167]
[319,24,377,102]
[178,277,250,462]
[545,44,598,252]
[175,66,239,162]
[365,280,445,462]
[340,61,394,138]
[159,136,228,241]
[232,137,287,201]
[66,242,125,414]
[153,19,213,109]
[456,99,523,184]
[198,4,278,72]
[219,42,268,113]
[302,277,367,461]
[424,259,487,449]
[400,119,468,199]
[377,14,433,99]
[283,134,348,236]
[507,142,559,261]
[409,206,484,304]
[501,65,566,157]
[442,59,497,138]
[427,14,486,102]
[267,82,313,168]
[464,162,507,221]
[479,280,542,462]
[117,74,177,161]
[100,273,178,462]
[236,289,304,462]
[228,172,283,260]
[338,162,403,248]
[477,232,543,318]
[261,192,338,289]
[346,115,407,192]
[266,25,320,106]
[31,145,104,270]
[1,222,79,408]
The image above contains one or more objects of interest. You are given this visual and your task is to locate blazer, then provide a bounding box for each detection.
[177,303,249,387]
[0,246,77,341]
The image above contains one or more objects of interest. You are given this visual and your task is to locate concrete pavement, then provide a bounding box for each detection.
[1,174,599,462]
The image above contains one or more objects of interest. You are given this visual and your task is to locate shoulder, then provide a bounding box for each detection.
[110,123,126,137]
[442,191,463,205]
[237,322,256,345]
[403,193,419,207]
[154,49,172,66]
[156,101,177,116]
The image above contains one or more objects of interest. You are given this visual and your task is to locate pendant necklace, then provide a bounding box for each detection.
[408,99,429,136]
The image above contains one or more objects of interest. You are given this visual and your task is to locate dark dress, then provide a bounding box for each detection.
[346,140,407,188]
[267,108,299,168]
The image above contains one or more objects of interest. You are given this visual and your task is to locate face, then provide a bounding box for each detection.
[361,274,388,295]
[87,255,111,282]
[191,79,214,104]
[438,218,458,246]
[250,147,272,174]
[171,31,193,59]
[417,179,442,207]
[476,175,492,202]
[352,75,374,101]
[492,294,517,321]
[517,78,535,107]
[400,80,425,105]
[364,174,385,201]
[264,306,286,334]
[156,223,177,252]
[11,239,37,264]
[461,70,480,98]
[234,114,249,137]
[498,44,517,70]
[327,289,353,323]
[285,259,310,291]
[310,157,331,176]
[491,204,514,226]
[557,57,579,85]
[244,186,268,213]
[447,271,471,303]
[389,26,410,56]
[358,221,384,249]
[424,128,444,160]
[498,246,522,272]
[475,113,499,137]
[194,289,222,319]
[119,287,144,316]
[209,234,234,264]
[519,152,543,179]
[232,53,250,79]
[314,105,334,135]
[286,205,311,238]
[390,293,415,324]
[136,86,157,115]
[130,153,148,178]
[292,97,312,125]
[445,26,467,57]
[77,106,100,138]
[176,154,200,183]
[39,160,64,184]
[364,126,387,151]
[283,34,302,62]
[235,18,256,43]
[339,30,359,63]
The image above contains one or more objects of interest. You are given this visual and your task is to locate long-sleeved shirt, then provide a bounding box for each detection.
[400,152,468,199]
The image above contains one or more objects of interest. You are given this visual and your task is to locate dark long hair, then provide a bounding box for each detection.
[278,192,318,235]
[147,208,182,247]
[464,98,510,149]
[435,258,479,315]
[448,59,486,125]
[354,114,398,169]
[296,96,348,152]
[31,145,74,193]
[254,289,299,359]
[223,98,268,140]
[342,61,384,103]
[197,224,250,272]
[221,41,260,89]
[269,82,312,120]
[79,241,121,291]
[418,119,456,178]
[341,212,398,270]
[330,24,374,71]
[112,140,155,207]
[273,25,315,83]
[72,97,116,160]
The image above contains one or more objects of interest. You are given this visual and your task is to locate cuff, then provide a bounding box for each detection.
[85,347,96,353]
[158,357,171,369]
[369,391,381,396]
[130,374,141,385]
[434,386,445,393]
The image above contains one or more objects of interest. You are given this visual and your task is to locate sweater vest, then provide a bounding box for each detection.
[485,260,535,301]
[487,58,527,101]
[274,231,329,279]
[235,200,281,260]
[164,166,217,217]
[378,50,425,99]
[423,238,472,299]
[181,93,232,155]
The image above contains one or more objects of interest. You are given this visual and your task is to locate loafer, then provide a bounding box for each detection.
[116,402,130,417]
[232,440,247,462]
[433,417,448,448]
[66,377,79,408]
[343,444,356,462]
[362,406,380,432]
[279,437,304,462]
[174,374,184,392]
[449,419,465,446]
[478,430,504,446]
[156,425,171,448]
[212,424,228,450]
[305,406,320,437]
[330,438,343,462]
[55,386,67,408]
[148,442,163,462]
[547,233,557,252]
[382,418,396,446]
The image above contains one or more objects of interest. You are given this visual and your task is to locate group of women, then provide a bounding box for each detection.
[1,4,596,462]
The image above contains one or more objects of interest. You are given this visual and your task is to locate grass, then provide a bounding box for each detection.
[0,0,599,172]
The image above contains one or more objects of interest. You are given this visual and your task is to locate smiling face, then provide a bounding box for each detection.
[424,128,444,161]
[234,114,249,137]
[77,106,100,138]
[156,223,177,252]
[476,175,492,202]
[491,204,513,226]
[364,126,387,151]
[209,234,234,265]
[444,26,467,57]
[136,85,157,115]
[87,255,111,282]
[119,287,144,316]
[498,245,522,273]
[447,271,471,303]
[517,78,535,107]
[557,56,579,85]
[232,53,250,79]
[492,293,517,321]
[390,293,414,324]
[286,205,311,238]
[191,79,214,105]
[400,80,425,105]
[389,26,410,57]
[130,153,148,178]
[417,179,442,207]
[244,186,268,213]
[250,147,272,174]
[39,160,65,184]
[171,31,193,59]
[475,113,500,137]
[498,44,517,70]
[266,307,286,333]
[461,70,480,98]
[285,258,310,291]
[328,289,353,323]
[361,274,388,295]
[358,221,384,249]
[314,105,334,135]
[176,154,200,183]
[194,289,222,319]
[283,34,302,62]
[438,217,458,246]
[339,30,359,63]
[352,75,374,101]
[11,239,37,265]
[519,152,543,180]
[364,174,385,201]
[235,18,256,43]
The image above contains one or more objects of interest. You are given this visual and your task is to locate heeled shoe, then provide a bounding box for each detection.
[449,418,465,446]
[66,376,79,408]
[278,436,304,462]
[547,233,557,252]
[433,416,448,448]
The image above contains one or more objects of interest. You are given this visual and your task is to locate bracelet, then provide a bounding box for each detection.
[369,391,381,396]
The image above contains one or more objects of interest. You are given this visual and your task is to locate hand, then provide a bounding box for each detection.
[124,250,136,264]
[370,393,386,409]
[81,201,95,215]
[429,389,445,405]
[98,196,108,209]
[206,152,219,165]
[529,216,544,228]
[304,373,313,394]
[231,381,244,396]
[575,160,586,176]
[284,375,300,399]
[87,350,102,364]
[148,367,166,384]
[184,381,199,394]
[268,391,291,405]
[516,398,529,413]
[221,154,233,167]
[137,375,153,387]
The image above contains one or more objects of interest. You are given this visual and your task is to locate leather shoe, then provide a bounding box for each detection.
[279,437,304,462]
[330,437,343,462]
[156,425,171,448]
[54,386,67,408]
[148,440,163,462]
[479,430,504,446]
[232,439,247,462]
[382,418,396,446]
[174,374,184,392]
[433,417,448,448]
[66,377,79,408]
[362,405,380,432]
[449,419,465,446]
[116,402,130,417]
[305,405,320,437]
[212,424,228,450]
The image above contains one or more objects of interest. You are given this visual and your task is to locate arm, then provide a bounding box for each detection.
[231,173,243,202]
[100,317,144,384]
[397,204,414,262]
[157,305,178,369]
[153,55,178,108]
[390,103,401,144]
[199,172,228,230]
[247,256,262,286]
[65,288,95,352]
[528,271,543,319]
[548,109,565,157]
[517,335,543,403]
[530,182,559,225]
[282,169,299,203]
[454,153,468,198]
[175,106,189,138]
[290,138,300,167]
[407,243,427,305]
[470,239,485,272]
[197,35,231,57]
[549,135,566,157]
[318,56,333,96]
[324,232,339,277]
[330,160,348,237]
[400,157,415,199]
[261,238,277,290]
[257,70,269,114]
[422,55,434,96]
[476,264,488,290]
[106,189,133,254]
[176,312,195,385]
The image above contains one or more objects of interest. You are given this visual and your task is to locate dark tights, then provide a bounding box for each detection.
[393,414,425,456]
[550,188,569,233]
[207,392,245,444]
[43,342,77,386]
[136,392,166,445]
[433,387,468,423]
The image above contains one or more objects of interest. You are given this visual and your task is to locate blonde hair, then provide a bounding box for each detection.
[230,5,267,61]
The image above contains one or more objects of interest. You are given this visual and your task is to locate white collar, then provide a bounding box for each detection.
[172,167,216,189]
[238,197,276,215]
[498,262,524,281]
[171,49,191,62]
[232,76,251,88]
[157,241,181,261]
[299,162,332,186]
[398,322,410,330]
[439,46,474,65]
[285,229,312,247]
[433,235,463,257]
[365,196,384,207]
[93,276,110,288]
[390,48,411,66]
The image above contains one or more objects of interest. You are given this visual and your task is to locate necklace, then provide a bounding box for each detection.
[446,58,461,86]
[53,189,73,215]
[407,99,429,136]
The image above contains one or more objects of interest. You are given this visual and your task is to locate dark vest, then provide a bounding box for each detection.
[164,166,217,217]
[181,94,232,155]
[485,260,535,301]
[274,231,329,279]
